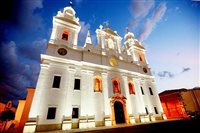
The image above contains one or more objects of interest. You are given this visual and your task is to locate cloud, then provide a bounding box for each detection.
[0,0,46,107]
[175,6,180,11]
[128,0,155,29]
[175,6,182,14]
[139,2,167,42]
[0,39,46,107]
[75,0,83,4]
[157,71,175,78]
[128,20,139,30]
[157,67,192,79]
[89,14,97,24]
[191,1,200,7]
[128,1,167,41]
[0,41,27,102]
[78,21,98,45]
[19,39,47,61]
[91,34,97,45]
[176,52,180,56]
[78,21,91,45]
[130,0,155,18]
[151,71,156,76]
[19,0,44,30]
[182,67,191,73]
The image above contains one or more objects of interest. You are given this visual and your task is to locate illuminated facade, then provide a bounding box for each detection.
[24,4,164,132]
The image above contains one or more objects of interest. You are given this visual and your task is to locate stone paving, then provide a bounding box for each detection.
[37,119,200,133]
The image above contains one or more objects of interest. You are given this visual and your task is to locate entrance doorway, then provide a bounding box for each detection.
[114,101,125,124]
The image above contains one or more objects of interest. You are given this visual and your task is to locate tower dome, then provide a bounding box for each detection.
[63,6,76,18]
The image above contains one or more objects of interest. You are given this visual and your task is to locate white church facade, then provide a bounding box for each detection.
[24,4,165,132]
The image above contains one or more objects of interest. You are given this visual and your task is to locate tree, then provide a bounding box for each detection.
[0,110,15,132]
[0,110,15,121]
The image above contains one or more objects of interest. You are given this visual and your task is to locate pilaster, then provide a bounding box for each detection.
[122,75,132,115]
[133,77,145,114]
[102,72,112,126]
[63,68,76,117]
[29,64,49,118]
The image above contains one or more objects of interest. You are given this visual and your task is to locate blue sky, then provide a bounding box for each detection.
[0,0,199,106]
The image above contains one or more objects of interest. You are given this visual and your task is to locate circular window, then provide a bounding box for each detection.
[143,68,148,73]
[58,48,67,56]
[109,57,118,67]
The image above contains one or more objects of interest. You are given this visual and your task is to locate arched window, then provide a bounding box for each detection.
[113,80,120,93]
[128,82,135,94]
[138,53,146,62]
[62,30,69,41]
[94,76,102,92]
[108,38,114,49]
[139,54,143,61]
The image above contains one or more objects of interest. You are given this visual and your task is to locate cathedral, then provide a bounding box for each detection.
[24,4,165,132]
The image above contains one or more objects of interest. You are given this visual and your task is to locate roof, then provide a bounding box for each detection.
[55,16,80,26]
[193,87,200,90]
[134,40,145,49]
[159,88,187,96]
[103,28,119,37]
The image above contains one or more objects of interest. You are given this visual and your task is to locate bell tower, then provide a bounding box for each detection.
[124,30,148,65]
[49,3,81,47]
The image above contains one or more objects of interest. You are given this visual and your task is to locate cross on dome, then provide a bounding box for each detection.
[126,27,129,33]
[69,1,73,7]
[104,21,109,28]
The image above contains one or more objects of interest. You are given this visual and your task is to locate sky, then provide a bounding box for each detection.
[0,0,199,107]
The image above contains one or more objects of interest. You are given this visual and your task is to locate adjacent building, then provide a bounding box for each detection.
[24,4,164,132]
[0,101,16,114]
[0,88,35,132]
[159,87,200,119]
[15,88,35,130]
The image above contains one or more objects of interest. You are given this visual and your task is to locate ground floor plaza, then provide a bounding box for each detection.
[33,119,200,133]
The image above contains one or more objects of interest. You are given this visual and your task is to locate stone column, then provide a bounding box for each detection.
[133,50,138,62]
[143,79,154,113]
[86,71,95,116]
[80,70,94,116]
[102,36,107,55]
[117,39,121,54]
[79,70,95,128]
[102,72,112,126]
[63,68,75,116]
[62,68,75,130]
[152,80,164,113]
[29,64,49,118]
[101,35,105,49]
[143,53,148,64]
[24,64,49,133]
[73,31,79,46]
[134,77,145,114]
[122,75,132,116]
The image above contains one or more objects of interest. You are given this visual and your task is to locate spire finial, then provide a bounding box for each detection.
[69,1,73,7]
[126,27,129,33]
[87,30,91,37]
[84,30,92,46]
[99,24,103,30]
[104,21,109,28]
